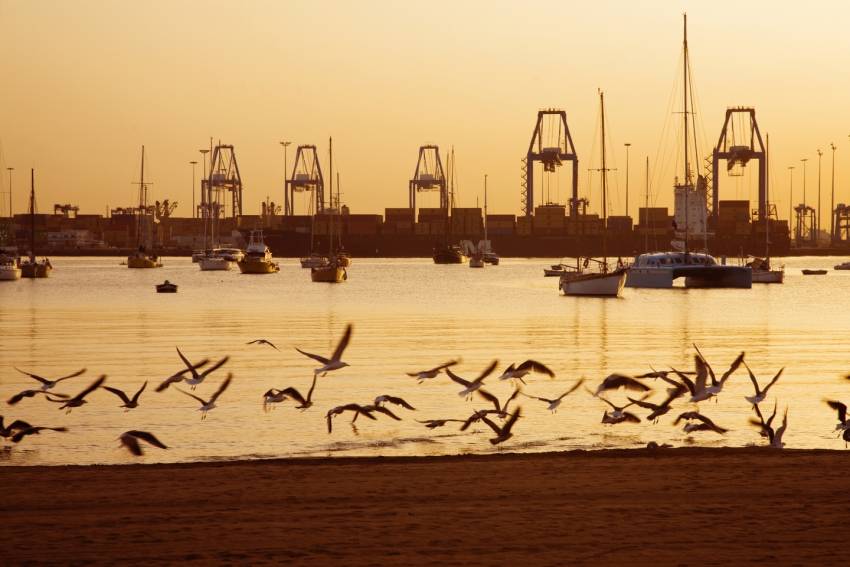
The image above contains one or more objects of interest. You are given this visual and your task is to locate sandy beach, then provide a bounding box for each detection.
[2,448,848,564]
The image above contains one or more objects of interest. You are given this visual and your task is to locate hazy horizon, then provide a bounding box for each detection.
[1,0,849,224]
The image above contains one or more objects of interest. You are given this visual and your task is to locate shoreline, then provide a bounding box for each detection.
[3,447,848,563]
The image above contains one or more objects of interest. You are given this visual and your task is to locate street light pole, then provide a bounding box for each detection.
[280,141,291,215]
[788,166,795,239]
[831,142,837,242]
[5,167,13,218]
[817,149,823,240]
[624,143,631,218]
[199,149,210,218]
[189,161,198,218]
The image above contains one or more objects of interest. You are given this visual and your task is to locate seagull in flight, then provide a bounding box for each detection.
[119,430,168,456]
[247,339,280,351]
[325,403,376,433]
[750,403,788,448]
[594,373,651,396]
[693,345,745,398]
[417,418,467,430]
[45,375,107,413]
[373,395,416,411]
[177,373,233,419]
[407,360,459,382]
[497,360,555,384]
[263,374,318,411]
[176,348,229,390]
[743,362,783,405]
[14,367,86,391]
[103,381,148,410]
[155,356,211,392]
[0,416,33,440]
[296,324,353,377]
[600,410,641,425]
[7,389,69,406]
[628,384,687,423]
[592,391,647,422]
[825,400,850,432]
[674,411,728,434]
[11,425,68,444]
[476,407,522,445]
[522,378,585,413]
[446,360,499,399]
[476,386,522,417]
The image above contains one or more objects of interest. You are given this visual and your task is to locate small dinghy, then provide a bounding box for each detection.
[802,269,827,276]
[156,280,178,293]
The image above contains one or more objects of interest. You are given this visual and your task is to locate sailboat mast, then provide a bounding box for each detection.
[328,136,335,256]
[766,133,770,260]
[682,14,690,255]
[484,174,488,243]
[645,156,650,252]
[600,89,608,265]
[30,168,35,261]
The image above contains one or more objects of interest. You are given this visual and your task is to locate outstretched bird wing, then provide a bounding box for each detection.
[131,381,148,403]
[761,367,784,396]
[372,406,401,420]
[692,345,717,386]
[55,368,87,383]
[279,387,307,406]
[670,368,696,395]
[517,360,555,378]
[209,374,233,404]
[200,356,230,378]
[445,368,472,388]
[719,352,745,385]
[14,368,51,386]
[176,347,201,380]
[102,386,132,404]
[127,430,168,449]
[72,375,107,402]
[826,400,847,424]
[331,324,353,362]
[475,388,501,412]
[558,378,586,400]
[501,407,522,436]
[378,395,416,410]
[295,347,331,366]
[176,388,209,406]
[120,434,143,456]
[475,360,500,384]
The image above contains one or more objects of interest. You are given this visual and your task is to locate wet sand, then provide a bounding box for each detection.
[1,448,847,564]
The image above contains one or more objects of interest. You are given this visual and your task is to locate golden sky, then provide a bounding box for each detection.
[1,0,849,223]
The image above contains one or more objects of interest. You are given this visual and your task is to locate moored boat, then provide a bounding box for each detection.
[237,230,279,274]
[802,269,827,275]
[0,255,21,281]
[198,254,233,271]
[155,280,178,293]
[300,254,329,269]
[747,257,784,284]
[127,146,162,269]
[311,260,347,283]
[834,261,850,270]
[20,169,53,278]
[628,252,752,288]
[560,263,627,296]
[433,243,467,264]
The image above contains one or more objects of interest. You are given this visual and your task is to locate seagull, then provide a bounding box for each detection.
[476,408,522,445]
[247,339,279,351]
[0,417,33,440]
[296,324,353,377]
[600,411,641,425]
[11,425,68,443]
[176,348,229,390]
[7,389,69,406]
[693,346,745,397]
[636,367,690,397]
[14,367,86,391]
[671,359,714,403]
[743,362,783,405]
[176,373,233,419]
[264,374,319,411]
[446,360,499,399]
[407,360,460,382]
[373,395,416,411]
[497,360,555,384]
[155,357,211,392]
[593,392,646,422]
[359,404,402,422]
[45,375,106,413]
[628,384,687,423]
[825,400,850,432]
[103,381,148,410]
[326,403,376,433]
[417,418,467,430]
[594,373,650,396]
[119,430,168,456]
[522,378,585,413]
[750,404,787,448]
[476,386,522,417]
[674,411,728,434]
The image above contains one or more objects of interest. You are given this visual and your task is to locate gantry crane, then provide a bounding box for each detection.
[711,107,767,220]
[523,109,579,216]
[408,145,447,211]
[285,145,325,215]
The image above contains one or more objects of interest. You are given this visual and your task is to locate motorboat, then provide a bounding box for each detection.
[747,257,784,284]
[628,252,752,288]
[0,255,21,281]
[544,263,569,277]
[834,261,850,270]
[237,230,279,274]
[433,243,467,264]
[155,280,178,293]
[802,269,827,275]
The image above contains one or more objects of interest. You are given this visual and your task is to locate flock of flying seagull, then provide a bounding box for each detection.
[3,323,850,458]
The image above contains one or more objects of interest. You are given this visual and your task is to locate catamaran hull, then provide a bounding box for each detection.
[627,266,752,288]
[561,271,626,297]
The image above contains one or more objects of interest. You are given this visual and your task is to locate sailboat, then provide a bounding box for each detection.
[627,15,751,289]
[127,146,163,269]
[198,175,232,271]
[19,169,52,278]
[559,90,626,297]
[748,134,784,283]
[433,147,468,264]
[470,174,498,268]
[311,137,346,283]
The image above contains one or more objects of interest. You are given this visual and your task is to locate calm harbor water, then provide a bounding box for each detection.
[1,256,849,466]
